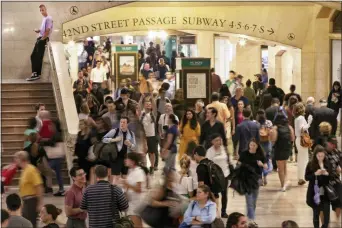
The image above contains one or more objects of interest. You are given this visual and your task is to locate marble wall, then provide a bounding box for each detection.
[1,1,125,80]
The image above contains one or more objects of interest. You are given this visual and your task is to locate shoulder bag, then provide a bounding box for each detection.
[44,142,66,159]
[110,185,134,228]
[300,128,312,148]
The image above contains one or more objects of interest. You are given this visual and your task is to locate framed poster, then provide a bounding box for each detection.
[119,56,135,75]
[115,53,138,88]
[186,73,206,99]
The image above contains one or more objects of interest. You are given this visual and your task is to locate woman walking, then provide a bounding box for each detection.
[238,139,267,225]
[327,81,341,116]
[294,102,313,185]
[122,152,147,228]
[305,145,332,228]
[178,109,201,161]
[255,109,273,186]
[270,113,294,191]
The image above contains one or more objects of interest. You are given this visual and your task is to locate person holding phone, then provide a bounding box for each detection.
[305,145,332,228]
[27,5,53,81]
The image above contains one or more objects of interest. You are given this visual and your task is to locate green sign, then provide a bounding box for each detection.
[181,58,211,68]
[115,45,138,52]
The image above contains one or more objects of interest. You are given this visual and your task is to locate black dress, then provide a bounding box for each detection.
[274,125,292,161]
[74,131,93,180]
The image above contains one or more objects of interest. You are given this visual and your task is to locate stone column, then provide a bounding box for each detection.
[196,31,214,67]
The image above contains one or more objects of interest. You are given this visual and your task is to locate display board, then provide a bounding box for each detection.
[176,58,211,106]
[113,45,138,89]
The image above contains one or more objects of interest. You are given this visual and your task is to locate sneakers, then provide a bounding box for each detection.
[53,190,65,197]
[26,73,40,81]
[221,212,229,218]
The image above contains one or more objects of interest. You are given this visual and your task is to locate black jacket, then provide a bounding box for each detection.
[305,161,331,208]
[327,89,341,113]
[311,107,338,140]
[265,85,285,106]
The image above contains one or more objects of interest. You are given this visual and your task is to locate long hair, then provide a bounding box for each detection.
[181,109,198,133]
[219,84,232,98]
[248,138,265,157]
[332,81,341,91]
[226,212,245,228]
[197,185,216,202]
[310,145,330,171]
[179,154,191,184]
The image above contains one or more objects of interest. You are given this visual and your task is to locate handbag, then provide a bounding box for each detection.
[44,142,66,159]
[300,128,312,148]
[325,184,338,201]
[110,185,134,228]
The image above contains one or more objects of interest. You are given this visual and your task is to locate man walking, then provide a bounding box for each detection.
[233,108,260,156]
[80,165,129,228]
[15,151,43,228]
[27,4,53,81]
[65,167,87,228]
[200,107,227,150]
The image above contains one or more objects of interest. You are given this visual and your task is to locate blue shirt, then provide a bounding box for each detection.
[167,124,179,153]
[231,96,249,109]
[233,119,260,153]
[183,200,216,225]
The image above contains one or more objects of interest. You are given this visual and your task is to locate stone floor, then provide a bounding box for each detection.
[3,161,342,228]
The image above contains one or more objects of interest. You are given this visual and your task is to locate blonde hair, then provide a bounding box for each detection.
[319,122,332,136]
[293,102,305,117]
[179,155,191,183]
[80,102,90,115]
[15,151,29,162]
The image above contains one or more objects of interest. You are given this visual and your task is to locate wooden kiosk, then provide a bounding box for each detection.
[175,57,212,106]
[112,45,139,89]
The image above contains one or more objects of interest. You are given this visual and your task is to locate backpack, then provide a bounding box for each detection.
[259,125,269,142]
[93,142,118,163]
[199,159,226,194]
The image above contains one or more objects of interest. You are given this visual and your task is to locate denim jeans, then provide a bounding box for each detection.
[48,158,64,191]
[245,188,259,220]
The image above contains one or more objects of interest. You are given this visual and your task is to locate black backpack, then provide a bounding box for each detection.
[199,159,226,194]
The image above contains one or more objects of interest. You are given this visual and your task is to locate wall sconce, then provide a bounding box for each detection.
[238,38,247,46]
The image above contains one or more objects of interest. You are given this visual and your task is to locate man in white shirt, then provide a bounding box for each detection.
[90,60,106,89]
[206,133,230,218]
[163,73,176,99]
[140,100,157,174]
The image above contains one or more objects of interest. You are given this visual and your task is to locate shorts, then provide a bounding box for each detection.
[146,136,158,154]
[111,157,128,175]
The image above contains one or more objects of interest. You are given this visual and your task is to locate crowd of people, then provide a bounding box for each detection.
[5,12,342,226]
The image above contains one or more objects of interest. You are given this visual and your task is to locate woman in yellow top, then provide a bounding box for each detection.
[178,109,201,161]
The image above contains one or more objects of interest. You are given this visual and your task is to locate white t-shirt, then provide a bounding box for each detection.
[206,146,229,177]
[126,167,146,203]
[173,172,193,195]
[140,111,156,137]
[163,79,176,99]
[158,113,179,127]
[90,67,106,83]
[189,159,198,190]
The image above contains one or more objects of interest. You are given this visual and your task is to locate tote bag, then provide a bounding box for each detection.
[44,142,66,159]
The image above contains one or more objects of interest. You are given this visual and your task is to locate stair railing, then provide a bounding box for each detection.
[45,42,79,181]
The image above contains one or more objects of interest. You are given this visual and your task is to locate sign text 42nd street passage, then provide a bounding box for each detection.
[63,16,275,38]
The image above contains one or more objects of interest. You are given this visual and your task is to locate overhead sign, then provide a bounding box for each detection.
[115,45,138,52]
[179,36,196,45]
[62,5,313,47]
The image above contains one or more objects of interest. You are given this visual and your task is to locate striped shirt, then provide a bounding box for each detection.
[80,181,129,228]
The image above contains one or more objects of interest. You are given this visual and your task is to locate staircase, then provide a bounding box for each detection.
[1,82,70,186]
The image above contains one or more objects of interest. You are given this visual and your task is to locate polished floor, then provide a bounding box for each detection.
[3,161,342,228]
